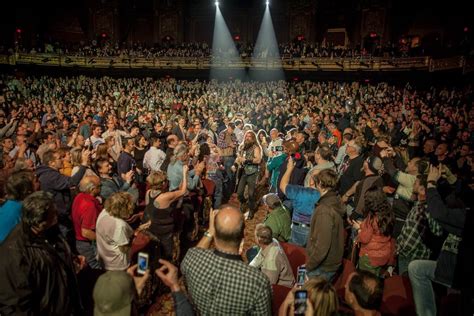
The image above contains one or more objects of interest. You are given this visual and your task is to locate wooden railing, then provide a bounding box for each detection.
[0,53,467,72]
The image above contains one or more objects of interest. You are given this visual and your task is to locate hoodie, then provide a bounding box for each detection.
[306,190,346,273]
[36,165,86,215]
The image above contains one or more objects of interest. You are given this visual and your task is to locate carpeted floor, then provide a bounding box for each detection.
[147,192,268,315]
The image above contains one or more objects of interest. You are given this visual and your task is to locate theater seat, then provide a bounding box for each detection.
[202,178,216,196]
[272,284,291,314]
[381,275,416,316]
[279,242,307,278]
[333,259,356,298]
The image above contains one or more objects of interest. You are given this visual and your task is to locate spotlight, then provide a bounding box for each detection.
[266,0,269,5]
[215,1,219,6]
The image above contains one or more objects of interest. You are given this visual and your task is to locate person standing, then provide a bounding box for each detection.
[235,131,262,220]
[217,122,238,202]
[306,169,345,281]
[181,205,272,315]
[0,191,84,315]
[72,176,102,269]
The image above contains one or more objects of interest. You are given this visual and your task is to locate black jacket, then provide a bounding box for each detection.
[0,224,82,315]
[36,165,86,215]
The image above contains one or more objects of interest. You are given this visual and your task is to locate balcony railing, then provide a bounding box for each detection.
[0,53,467,72]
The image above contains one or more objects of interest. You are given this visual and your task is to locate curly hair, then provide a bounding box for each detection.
[146,171,168,191]
[364,187,394,236]
[104,192,134,220]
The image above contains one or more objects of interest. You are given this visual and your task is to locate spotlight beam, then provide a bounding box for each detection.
[250,3,285,81]
[210,3,245,80]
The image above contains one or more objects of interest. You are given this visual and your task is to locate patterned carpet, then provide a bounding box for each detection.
[147,192,268,315]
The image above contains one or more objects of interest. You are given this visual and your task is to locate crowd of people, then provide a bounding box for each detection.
[0,73,472,315]
[2,38,428,59]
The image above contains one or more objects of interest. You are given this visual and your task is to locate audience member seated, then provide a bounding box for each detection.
[344,270,384,316]
[249,224,295,287]
[278,277,339,316]
[261,193,291,242]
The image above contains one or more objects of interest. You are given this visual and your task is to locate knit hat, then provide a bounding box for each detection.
[93,271,135,316]
[366,155,384,176]
[262,193,281,209]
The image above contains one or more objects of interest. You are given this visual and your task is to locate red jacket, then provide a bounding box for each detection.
[358,215,396,267]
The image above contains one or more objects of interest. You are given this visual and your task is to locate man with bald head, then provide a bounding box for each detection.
[181,205,272,315]
[345,270,383,316]
[72,175,102,269]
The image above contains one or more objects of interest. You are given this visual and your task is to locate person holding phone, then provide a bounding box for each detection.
[278,278,339,316]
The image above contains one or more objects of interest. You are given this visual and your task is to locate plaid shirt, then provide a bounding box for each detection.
[181,248,272,315]
[397,201,443,260]
[217,130,238,153]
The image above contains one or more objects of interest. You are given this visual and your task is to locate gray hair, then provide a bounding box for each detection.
[171,143,188,163]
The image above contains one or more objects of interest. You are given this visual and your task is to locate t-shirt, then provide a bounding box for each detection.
[71,193,101,241]
[285,184,320,224]
[96,210,133,271]
[0,200,22,243]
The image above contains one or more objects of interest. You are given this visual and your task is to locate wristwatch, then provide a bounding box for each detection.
[204,231,213,239]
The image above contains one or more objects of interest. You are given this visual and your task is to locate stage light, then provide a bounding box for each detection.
[266,1,269,5]
[215,1,219,6]
[16,28,22,34]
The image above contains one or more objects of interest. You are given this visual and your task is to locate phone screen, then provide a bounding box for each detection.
[137,252,149,275]
[294,290,308,316]
[297,266,307,286]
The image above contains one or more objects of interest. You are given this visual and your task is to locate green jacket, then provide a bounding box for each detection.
[263,205,292,242]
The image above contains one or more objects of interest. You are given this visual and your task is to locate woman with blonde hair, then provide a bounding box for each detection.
[143,166,188,261]
[279,277,339,316]
[71,147,97,177]
[105,136,120,162]
[96,191,150,271]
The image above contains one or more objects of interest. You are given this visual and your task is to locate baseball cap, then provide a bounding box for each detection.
[93,271,135,316]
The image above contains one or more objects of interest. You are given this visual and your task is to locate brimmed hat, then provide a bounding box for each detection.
[93,271,135,316]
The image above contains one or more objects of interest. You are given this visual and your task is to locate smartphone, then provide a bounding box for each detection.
[297,266,307,286]
[294,290,308,316]
[137,252,149,275]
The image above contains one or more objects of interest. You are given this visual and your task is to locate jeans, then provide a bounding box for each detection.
[398,254,412,276]
[307,266,336,282]
[408,260,438,316]
[76,240,101,269]
[290,223,310,247]
[208,174,223,209]
[222,156,236,200]
[237,172,258,215]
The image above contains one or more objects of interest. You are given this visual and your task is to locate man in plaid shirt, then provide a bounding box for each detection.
[397,177,443,275]
[181,205,272,315]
